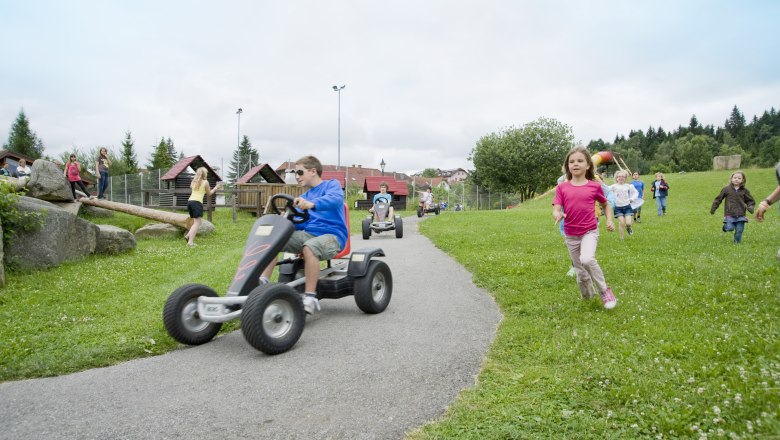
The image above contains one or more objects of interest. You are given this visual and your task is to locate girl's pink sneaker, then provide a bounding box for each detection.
[600,288,617,309]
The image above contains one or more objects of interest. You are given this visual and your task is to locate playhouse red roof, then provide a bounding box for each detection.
[321,171,346,188]
[161,155,222,181]
[236,163,284,184]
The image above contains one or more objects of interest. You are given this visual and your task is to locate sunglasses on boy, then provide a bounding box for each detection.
[294,169,308,176]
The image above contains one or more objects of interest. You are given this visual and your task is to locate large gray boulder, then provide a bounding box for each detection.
[135,220,214,240]
[25,160,74,202]
[134,223,183,239]
[95,225,136,255]
[5,197,98,270]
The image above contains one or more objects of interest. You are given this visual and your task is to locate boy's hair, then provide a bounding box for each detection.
[379,181,389,189]
[191,167,208,190]
[731,170,746,187]
[563,146,595,181]
[296,155,322,177]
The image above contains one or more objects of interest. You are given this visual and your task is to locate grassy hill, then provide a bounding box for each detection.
[410,168,779,439]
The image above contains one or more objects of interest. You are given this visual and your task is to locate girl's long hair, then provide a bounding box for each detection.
[191,167,208,191]
[563,146,595,181]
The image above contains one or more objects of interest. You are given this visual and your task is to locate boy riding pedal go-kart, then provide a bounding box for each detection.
[363,181,403,239]
[163,156,393,355]
[417,187,440,217]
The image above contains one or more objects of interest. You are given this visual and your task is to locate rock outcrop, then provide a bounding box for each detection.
[95,225,136,255]
[5,197,99,270]
[25,160,74,202]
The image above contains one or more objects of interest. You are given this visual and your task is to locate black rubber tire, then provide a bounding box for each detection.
[362,217,371,240]
[417,206,423,217]
[434,206,440,215]
[394,216,403,238]
[353,260,392,314]
[163,284,223,345]
[241,284,305,355]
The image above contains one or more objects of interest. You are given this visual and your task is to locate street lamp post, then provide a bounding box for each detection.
[332,85,345,170]
[380,158,386,176]
[236,108,243,179]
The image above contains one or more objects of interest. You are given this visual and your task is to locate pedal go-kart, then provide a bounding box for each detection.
[163,194,392,355]
[416,200,440,217]
[362,195,403,239]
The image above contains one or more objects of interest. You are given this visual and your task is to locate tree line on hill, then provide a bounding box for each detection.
[470,105,779,203]
[588,105,780,174]
[2,109,260,182]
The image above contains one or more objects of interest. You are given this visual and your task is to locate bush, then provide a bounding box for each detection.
[0,180,43,250]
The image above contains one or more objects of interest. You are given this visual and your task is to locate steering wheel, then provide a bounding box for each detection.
[268,194,309,224]
[375,196,390,204]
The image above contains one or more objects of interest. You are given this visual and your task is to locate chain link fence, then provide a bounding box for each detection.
[105,171,526,211]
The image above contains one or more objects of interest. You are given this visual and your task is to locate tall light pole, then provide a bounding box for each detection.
[380,158,386,176]
[332,85,345,170]
[236,108,243,179]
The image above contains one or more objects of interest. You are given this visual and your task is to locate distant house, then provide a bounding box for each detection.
[160,155,222,207]
[440,168,469,183]
[321,171,346,189]
[275,161,410,190]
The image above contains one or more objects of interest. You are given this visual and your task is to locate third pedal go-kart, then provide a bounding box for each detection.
[417,200,440,217]
[163,193,392,355]
[362,195,403,239]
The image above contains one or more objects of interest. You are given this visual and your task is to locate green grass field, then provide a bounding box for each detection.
[1,169,778,438]
[409,168,780,439]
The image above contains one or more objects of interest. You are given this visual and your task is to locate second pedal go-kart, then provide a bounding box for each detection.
[362,195,403,239]
[163,193,392,355]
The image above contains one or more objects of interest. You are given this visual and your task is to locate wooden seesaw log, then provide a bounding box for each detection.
[79,198,194,230]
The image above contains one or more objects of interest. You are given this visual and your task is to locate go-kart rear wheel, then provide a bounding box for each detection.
[362,217,372,240]
[394,216,403,238]
[434,206,440,215]
[417,206,423,217]
[241,284,305,355]
[163,284,223,345]
[353,260,392,314]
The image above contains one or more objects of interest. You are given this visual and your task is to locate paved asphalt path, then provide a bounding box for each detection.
[0,214,502,440]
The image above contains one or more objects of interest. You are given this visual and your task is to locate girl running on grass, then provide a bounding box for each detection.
[609,170,639,240]
[553,146,617,309]
[710,170,755,244]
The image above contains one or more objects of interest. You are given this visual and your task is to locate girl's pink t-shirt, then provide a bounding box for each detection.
[66,162,81,182]
[553,180,606,236]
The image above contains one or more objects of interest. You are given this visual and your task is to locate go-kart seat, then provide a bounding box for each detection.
[333,203,351,259]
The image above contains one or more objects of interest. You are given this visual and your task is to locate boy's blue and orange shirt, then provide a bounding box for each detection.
[297,179,348,249]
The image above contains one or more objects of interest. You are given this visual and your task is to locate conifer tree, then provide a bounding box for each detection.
[3,110,45,158]
[121,131,139,174]
[228,135,259,183]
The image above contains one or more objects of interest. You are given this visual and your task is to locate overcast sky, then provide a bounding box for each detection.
[1,0,778,176]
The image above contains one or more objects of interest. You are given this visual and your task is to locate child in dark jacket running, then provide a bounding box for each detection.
[710,170,755,243]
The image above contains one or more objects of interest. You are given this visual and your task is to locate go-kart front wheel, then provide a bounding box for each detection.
[241,284,305,355]
[353,260,392,314]
[163,284,223,345]
[394,216,403,238]
[362,217,372,240]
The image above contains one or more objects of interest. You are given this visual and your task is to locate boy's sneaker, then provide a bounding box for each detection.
[600,288,617,310]
[566,266,576,277]
[627,226,633,235]
[302,294,321,315]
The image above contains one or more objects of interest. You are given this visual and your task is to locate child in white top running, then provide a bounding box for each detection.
[609,170,639,240]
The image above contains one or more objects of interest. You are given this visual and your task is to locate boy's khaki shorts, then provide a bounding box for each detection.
[283,231,341,260]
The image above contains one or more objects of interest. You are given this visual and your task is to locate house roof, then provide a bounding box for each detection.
[0,149,36,164]
[275,161,411,189]
[321,171,346,188]
[161,155,222,181]
[236,163,284,184]
[363,176,409,196]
